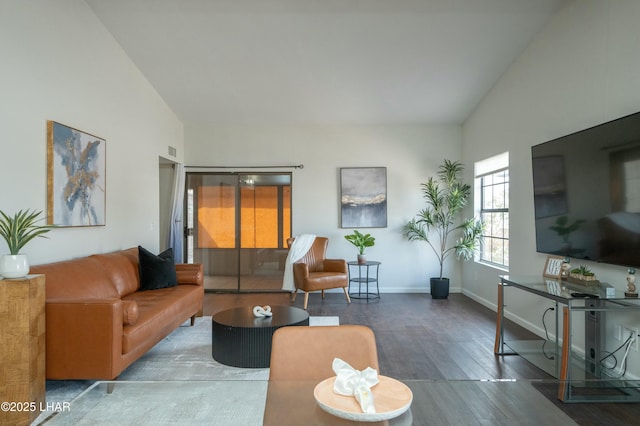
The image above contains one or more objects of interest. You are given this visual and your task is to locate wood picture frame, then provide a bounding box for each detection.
[543,255,564,279]
[47,120,106,227]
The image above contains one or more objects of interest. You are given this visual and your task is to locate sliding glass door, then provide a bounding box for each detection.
[185,172,291,292]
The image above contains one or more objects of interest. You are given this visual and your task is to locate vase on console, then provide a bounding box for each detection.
[0,209,54,279]
[0,254,30,279]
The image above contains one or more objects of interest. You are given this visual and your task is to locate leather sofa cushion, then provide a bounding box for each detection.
[31,256,119,300]
[122,300,139,326]
[90,248,140,297]
[121,285,202,353]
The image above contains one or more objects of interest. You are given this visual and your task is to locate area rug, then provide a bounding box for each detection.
[37,315,339,424]
[42,381,268,426]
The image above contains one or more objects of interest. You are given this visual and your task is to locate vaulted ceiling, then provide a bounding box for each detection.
[87,0,568,125]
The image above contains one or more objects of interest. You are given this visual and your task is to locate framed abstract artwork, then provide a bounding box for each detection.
[340,167,387,228]
[47,120,106,226]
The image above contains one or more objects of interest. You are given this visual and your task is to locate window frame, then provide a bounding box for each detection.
[476,162,509,270]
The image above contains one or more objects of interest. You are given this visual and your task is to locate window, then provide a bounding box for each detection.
[475,153,509,268]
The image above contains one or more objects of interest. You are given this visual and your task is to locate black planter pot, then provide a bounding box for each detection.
[430,277,450,299]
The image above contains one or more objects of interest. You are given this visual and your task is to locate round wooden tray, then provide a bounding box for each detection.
[313,375,412,422]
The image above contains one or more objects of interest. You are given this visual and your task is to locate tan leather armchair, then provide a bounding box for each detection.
[287,237,351,310]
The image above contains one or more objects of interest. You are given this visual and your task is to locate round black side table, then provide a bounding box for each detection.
[347,261,381,301]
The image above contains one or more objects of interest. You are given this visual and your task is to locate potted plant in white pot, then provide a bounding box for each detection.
[344,230,375,264]
[404,159,484,299]
[0,209,55,278]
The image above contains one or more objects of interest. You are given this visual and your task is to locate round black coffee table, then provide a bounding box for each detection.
[211,305,309,368]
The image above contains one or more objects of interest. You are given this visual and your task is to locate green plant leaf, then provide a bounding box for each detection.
[344,229,375,255]
[0,209,55,255]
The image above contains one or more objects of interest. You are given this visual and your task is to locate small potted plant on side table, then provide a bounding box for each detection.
[344,230,375,264]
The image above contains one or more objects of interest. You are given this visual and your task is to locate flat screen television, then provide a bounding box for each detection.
[531,111,640,269]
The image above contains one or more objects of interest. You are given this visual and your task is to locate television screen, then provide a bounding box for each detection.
[531,111,640,269]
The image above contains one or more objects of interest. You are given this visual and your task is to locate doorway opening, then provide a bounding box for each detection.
[185,172,292,292]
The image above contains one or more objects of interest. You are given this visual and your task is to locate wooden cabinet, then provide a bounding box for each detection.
[0,275,46,426]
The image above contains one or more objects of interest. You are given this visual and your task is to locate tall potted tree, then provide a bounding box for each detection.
[404,159,484,299]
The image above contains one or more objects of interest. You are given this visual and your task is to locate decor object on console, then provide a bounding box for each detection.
[561,257,572,279]
[29,247,203,380]
[0,209,54,278]
[47,120,106,227]
[567,265,598,285]
[404,159,484,299]
[344,229,375,264]
[626,268,638,298]
[543,255,564,279]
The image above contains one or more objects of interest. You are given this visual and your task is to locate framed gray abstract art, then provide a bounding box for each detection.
[340,167,387,228]
[47,120,106,226]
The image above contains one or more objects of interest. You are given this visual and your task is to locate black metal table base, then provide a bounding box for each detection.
[349,292,381,301]
[347,261,381,302]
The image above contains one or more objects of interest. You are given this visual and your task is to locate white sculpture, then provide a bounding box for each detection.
[252,305,273,317]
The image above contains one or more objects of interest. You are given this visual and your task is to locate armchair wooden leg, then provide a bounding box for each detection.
[190,314,196,326]
[290,290,298,303]
[321,289,325,299]
[343,287,351,304]
[303,292,310,310]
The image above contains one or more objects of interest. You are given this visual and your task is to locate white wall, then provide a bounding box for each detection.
[462,0,640,376]
[0,1,183,264]
[185,123,462,292]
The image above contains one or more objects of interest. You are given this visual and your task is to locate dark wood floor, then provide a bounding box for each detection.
[204,291,640,426]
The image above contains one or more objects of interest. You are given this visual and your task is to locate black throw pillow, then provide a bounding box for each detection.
[138,246,178,291]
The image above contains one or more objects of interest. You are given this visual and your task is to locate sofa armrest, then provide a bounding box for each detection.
[323,259,347,273]
[175,263,203,286]
[46,299,123,379]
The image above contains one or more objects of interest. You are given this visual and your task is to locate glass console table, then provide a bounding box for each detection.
[494,274,640,403]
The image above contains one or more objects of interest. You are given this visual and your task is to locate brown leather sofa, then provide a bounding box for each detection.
[30,247,204,380]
